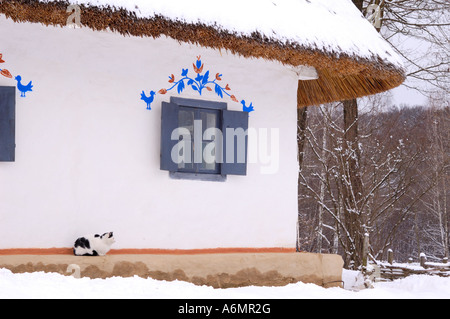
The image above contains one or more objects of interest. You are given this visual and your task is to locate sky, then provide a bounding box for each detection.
[381,13,448,108]
[391,83,428,107]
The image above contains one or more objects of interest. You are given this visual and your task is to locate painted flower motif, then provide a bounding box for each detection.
[0,53,12,78]
[193,55,204,74]
[0,69,12,78]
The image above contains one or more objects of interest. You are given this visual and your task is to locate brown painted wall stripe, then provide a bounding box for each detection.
[0,247,297,256]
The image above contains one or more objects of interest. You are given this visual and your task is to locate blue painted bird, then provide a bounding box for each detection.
[241,100,254,113]
[15,75,33,97]
[141,90,156,110]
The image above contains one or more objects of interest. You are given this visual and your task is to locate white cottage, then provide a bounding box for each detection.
[0,0,404,286]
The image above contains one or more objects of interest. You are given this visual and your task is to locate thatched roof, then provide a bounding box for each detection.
[0,0,405,107]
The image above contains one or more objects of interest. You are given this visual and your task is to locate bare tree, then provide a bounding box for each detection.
[418,94,450,260]
[365,0,450,94]
[297,0,449,268]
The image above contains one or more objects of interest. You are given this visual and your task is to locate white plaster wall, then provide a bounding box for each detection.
[0,15,299,250]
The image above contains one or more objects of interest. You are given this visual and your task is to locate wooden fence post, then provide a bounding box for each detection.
[362,233,369,268]
[420,253,427,268]
[387,249,394,265]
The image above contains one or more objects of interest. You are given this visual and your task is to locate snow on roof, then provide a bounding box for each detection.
[39,0,402,69]
[1,0,406,106]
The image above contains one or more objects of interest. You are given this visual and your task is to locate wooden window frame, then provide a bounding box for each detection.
[160,97,248,182]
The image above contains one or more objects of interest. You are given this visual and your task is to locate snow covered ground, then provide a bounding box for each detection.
[0,268,449,299]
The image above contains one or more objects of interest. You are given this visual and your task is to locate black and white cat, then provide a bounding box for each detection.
[73,232,115,256]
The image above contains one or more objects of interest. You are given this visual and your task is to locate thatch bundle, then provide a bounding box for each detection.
[0,0,405,107]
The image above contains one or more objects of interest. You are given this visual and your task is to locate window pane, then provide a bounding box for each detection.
[199,110,219,173]
[177,106,221,174]
[178,108,194,170]
[200,111,218,138]
[199,141,219,172]
[177,140,194,171]
[179,108,195,137]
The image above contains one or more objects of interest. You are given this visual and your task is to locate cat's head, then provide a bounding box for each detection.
[101,232,115,245]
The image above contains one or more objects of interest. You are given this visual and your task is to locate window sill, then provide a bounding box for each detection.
[169,171,227,182]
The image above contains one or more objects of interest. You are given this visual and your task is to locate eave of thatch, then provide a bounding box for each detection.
[0,0,405,107]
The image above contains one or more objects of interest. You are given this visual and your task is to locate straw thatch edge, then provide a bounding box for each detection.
[0,0,405,107]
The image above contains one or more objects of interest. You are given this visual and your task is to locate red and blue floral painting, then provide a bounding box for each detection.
[141,56,254,113]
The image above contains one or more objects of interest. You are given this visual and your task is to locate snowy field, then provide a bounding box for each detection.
[0,268,449,299]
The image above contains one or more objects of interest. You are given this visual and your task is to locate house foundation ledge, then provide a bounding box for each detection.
[0,250,344,288]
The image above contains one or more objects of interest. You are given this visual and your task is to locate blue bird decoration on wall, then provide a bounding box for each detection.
[15,75,33,97]
[241,100,254,113]
[141,90,156,110]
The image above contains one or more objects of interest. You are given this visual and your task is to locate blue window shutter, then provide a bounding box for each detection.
[0,87,15,162]
[160,101,179,172]
[222,110,249,176]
